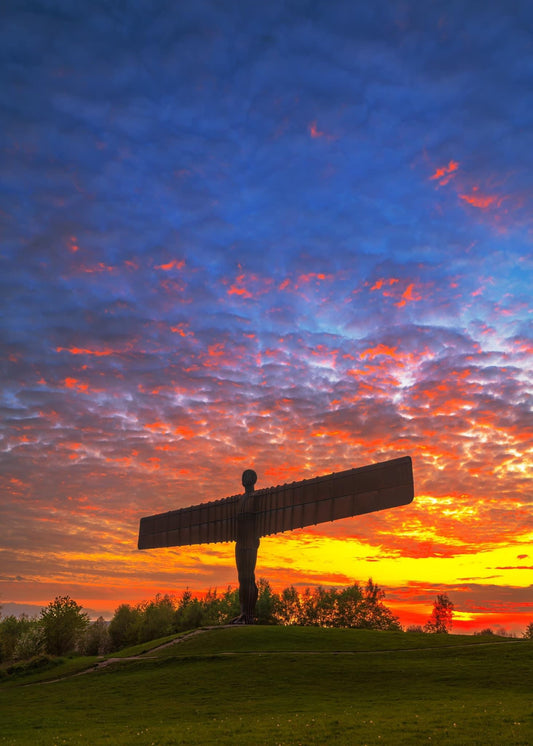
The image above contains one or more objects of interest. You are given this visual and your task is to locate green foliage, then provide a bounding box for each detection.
[424,593,454,633]
[272,579,401,630]
[13,621,45,660]
[175,585,240,629]
[137,594,175,642]
[254,578,276,624]
[0,614,42,662]
[104,577,402,651]
[274,585,302,624]
[0,616,28,662]
[108,604,142,650]
[81,617,111,656]
[40,596,89,655]
[0,578,406,661]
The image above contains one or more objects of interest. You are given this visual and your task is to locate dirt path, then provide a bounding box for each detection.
[36,628,523,685]
[36,626,227,684]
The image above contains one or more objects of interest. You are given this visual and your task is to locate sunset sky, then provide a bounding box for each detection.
[1,1,532,633]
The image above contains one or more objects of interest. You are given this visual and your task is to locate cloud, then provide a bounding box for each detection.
[0,1,531,628]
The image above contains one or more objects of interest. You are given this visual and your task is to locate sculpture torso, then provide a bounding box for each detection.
[236,492,260,550]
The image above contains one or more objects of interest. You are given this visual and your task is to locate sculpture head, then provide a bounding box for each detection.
[242,469,258,493]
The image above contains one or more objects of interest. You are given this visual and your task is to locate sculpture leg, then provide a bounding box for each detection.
[238,566,258,624]
[232,540,259,624]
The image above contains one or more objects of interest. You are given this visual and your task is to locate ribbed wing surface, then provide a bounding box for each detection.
[138,456,414,549]
[254,456,413,537]
[138,494,240,549]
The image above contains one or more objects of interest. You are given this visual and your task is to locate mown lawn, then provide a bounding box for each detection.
[2,627,532,745]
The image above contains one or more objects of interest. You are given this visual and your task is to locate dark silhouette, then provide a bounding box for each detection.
[232,469,260,624]
[138,456,414,624]
[424,593,454,633]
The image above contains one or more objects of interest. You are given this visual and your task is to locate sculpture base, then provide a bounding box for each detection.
[230,613,254,625]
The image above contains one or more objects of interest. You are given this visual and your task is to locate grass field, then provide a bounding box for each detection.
[2,627,532,745]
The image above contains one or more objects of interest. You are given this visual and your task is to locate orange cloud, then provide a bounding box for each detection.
[144,422,170,432]
[308,121,335,140]
[298,272,329,284]
[208,343,225,358]
[370,278,399,291]
[228,273,253,298]
[63,377,89,392]
[226,270,274,300]
[154,259,185,271]
[430,160,459,186]
[56,346,115,356]
[459,188,503,209]
[174,425,196,439]
[79,262,115,273]
[360,344,400,361]
[395,283,422,308]
[170,324,193,338]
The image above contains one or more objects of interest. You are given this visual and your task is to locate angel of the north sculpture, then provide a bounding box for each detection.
[138,455,414,623]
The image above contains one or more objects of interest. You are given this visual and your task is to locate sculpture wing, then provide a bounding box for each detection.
[138,456,414,549]
[138,494,240,549]
[254,456,414,538]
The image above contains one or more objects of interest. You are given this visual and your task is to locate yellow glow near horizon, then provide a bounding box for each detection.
[258,531,533,590]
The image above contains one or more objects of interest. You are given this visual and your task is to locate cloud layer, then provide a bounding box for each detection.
[1,1,531,632]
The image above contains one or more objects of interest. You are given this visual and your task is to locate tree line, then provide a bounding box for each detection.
[1,578,400,662]
[2,582,528,666]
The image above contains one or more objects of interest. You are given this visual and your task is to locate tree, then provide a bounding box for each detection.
[255,579,276,624]
[0,615,32,662]
[274,586,301,625]
[352,579,402,631]
[40,596,89,655]
[14,621,44,660]
[523,622,533,640]
[108,604,142,650]
[137,594,175,642]
[424,594,454,633]
[81,617,111,656]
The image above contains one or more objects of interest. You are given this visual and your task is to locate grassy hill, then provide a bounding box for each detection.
[2,626,532,745]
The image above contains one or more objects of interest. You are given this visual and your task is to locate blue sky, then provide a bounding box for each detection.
[1,0,532,631]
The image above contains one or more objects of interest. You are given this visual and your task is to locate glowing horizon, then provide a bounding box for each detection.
[1,2,531,636]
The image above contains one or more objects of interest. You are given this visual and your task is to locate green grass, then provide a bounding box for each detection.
[2,627,532,745]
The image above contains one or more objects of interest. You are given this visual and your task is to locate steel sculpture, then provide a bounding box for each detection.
[138,456,414,623]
